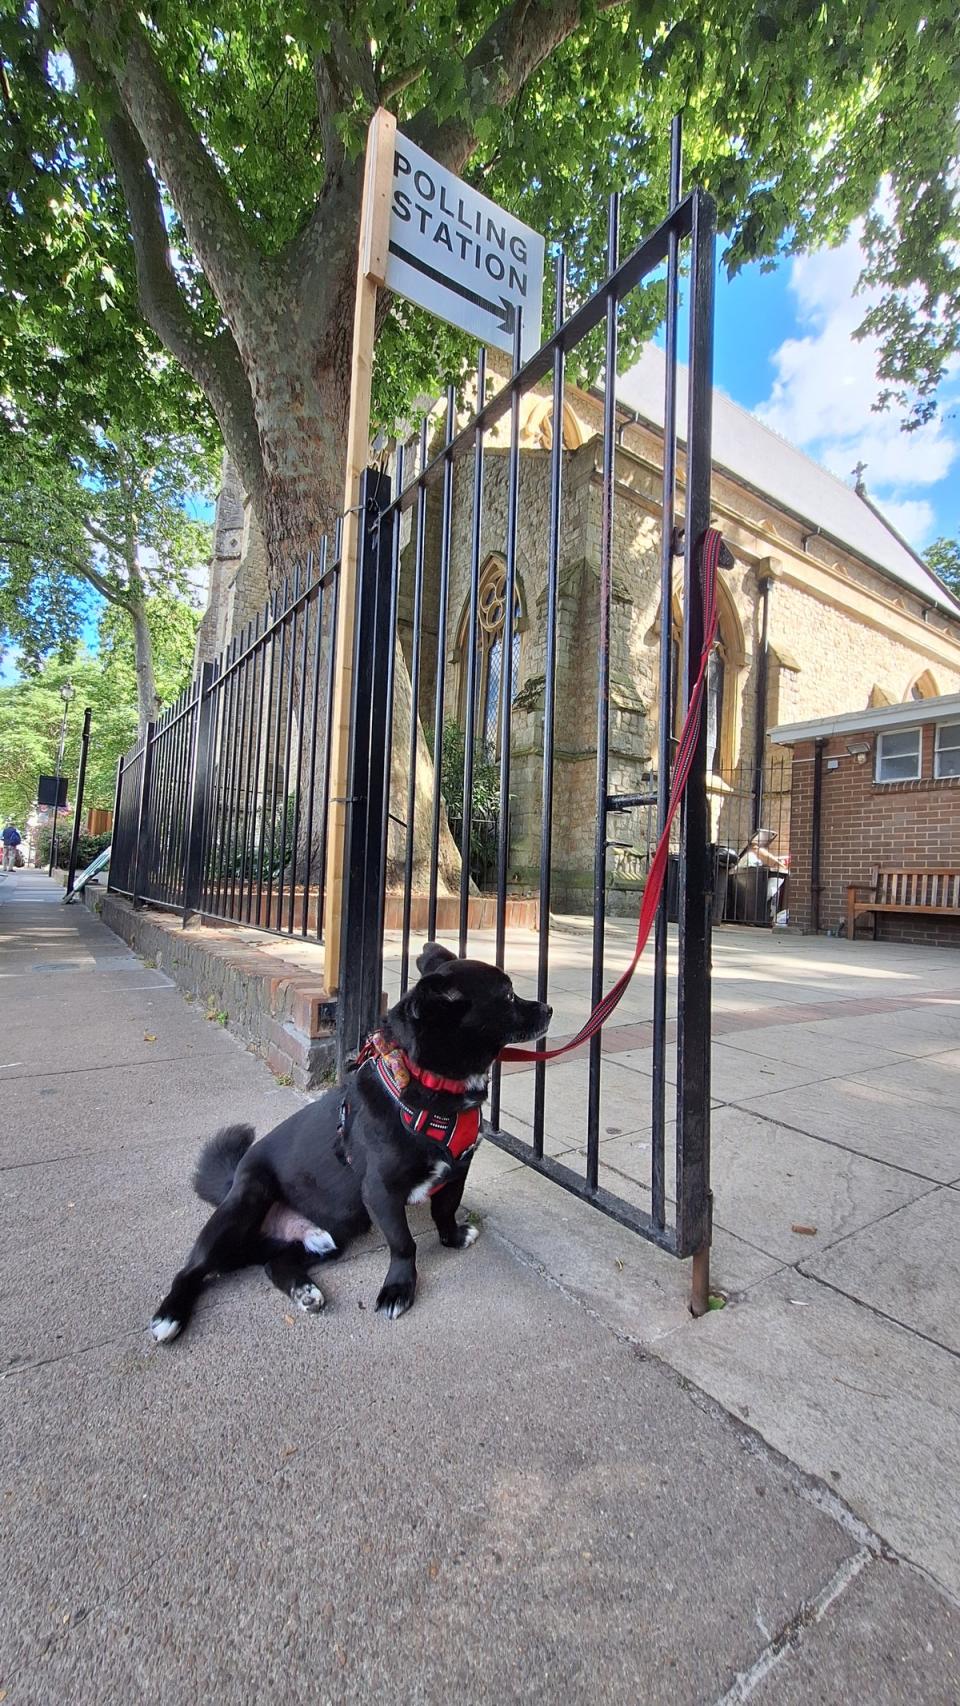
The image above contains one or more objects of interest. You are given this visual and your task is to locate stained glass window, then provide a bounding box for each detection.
[464,558,523,758]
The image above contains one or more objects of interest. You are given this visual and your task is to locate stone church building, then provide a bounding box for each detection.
[200,345,960,915]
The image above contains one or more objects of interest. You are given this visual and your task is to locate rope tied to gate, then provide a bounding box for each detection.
[499,526,724,1065]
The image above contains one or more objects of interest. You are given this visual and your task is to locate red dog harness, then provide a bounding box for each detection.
[346,1032,483,1164]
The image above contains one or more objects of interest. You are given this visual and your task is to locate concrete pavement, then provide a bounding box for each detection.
[2,870,959,1702]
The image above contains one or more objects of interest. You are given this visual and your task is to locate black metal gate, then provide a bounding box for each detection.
[338,127,719,1306]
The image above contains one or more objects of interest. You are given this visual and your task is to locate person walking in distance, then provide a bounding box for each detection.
[2,820,22,871]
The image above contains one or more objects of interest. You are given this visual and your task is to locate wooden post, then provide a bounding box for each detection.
[324,107,397,994]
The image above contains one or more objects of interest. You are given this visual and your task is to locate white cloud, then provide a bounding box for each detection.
[869,496,936,544]
[755,223,959,551]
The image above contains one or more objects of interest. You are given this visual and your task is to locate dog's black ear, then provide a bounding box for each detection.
[416,941,457,976]
[409,973,469,1024]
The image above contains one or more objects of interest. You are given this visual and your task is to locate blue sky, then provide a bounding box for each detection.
[698,230,958,551]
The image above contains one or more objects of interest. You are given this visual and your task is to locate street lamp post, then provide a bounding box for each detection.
[48,680,76,876]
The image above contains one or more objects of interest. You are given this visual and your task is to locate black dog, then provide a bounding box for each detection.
[150,943,551,1341]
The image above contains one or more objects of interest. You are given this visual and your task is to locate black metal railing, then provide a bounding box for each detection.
[343,120,718,1289]
[109,533,342,938]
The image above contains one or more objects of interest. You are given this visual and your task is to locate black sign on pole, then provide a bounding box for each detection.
[38,774,68,810]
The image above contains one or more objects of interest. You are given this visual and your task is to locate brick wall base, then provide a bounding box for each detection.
[96,894,337,1091]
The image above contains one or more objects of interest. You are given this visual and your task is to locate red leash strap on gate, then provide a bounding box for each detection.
[499,527,724,1065]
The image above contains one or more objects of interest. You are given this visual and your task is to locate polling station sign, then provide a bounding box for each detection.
[385,133,545,365]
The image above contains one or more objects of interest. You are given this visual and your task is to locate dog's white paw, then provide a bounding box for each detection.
[303,1226,337,1256]
[291,1281,325,1314]
[462,1223,480,1247]
[150,1315,182,1344]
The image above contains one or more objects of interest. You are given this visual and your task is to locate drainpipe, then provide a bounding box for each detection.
[810,738,825,933]
[751,573,771,833]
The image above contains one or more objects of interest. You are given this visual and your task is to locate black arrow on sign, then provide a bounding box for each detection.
[388,241,517,337]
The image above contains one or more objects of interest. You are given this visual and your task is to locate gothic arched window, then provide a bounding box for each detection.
[458,556,523,756]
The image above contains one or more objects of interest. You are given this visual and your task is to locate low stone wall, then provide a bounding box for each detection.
[96,894,337,1090]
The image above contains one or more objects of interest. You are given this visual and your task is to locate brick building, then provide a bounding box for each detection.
[771,695,960,946]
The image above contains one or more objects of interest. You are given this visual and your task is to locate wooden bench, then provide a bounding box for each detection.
[846,867,960,940]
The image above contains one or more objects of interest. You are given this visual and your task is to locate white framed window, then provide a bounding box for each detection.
[876,728,922,783]
[935,722,960,779]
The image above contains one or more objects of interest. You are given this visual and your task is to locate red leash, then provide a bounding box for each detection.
[500,527,724,1065]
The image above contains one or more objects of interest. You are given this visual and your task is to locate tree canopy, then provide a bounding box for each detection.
[924,536,960,598]
[2,0,958,569]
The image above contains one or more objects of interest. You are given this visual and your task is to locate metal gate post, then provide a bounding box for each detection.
[64,706,93,899]
[106,754,124,896]
[675,190,717,1311]
[130,721,156,909]
[335,469,395,1070]
[183,663,216,922]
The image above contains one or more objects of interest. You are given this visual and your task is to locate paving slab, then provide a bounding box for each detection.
[751,1558,960,1705]
[734,1075,960,1183]
[717,1022,905,1078]
[0,1047,298,1170]
[1,1239,859,1706]
[844,1047,960,1113]
[800,1187,960,1355]
[800,1004,960,1058]
[658,1270,960,1599]
[614,1041,835,1102]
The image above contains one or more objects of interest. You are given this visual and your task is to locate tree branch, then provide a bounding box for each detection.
[67,1,263,329]
[74,556,135,610]
[66,46,266,512]
[408,0,627,173]
[381,58,430,104]
[83,519,125,557]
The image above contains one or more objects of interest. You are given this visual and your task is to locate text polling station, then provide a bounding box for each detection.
[384,133,545,365]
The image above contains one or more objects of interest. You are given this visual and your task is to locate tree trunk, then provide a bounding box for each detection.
[240,353,463,899]
[130,598,160,735]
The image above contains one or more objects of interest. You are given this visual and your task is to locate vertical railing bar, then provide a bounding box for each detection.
[205,654,225,915]
[427,386,457,940]
[458,348,486,957]
[399,417,430,994]
[652,113,683,1230]
[303,539,328,936]
[586,192,620,1193]
[215,636,240,917]
[199,664,220,913]
[252,597,274,921]
[675,187,716,1284]
[532,253,567,1161]
[278,566,301,934]
[266,580,290,931]
[107,753,124,895]
[317,560,340,940]
[375,447,405,969]
[207,644,230,914]
[489,308,524,1131]
[238,612,261,924]
[130,721,156,908]
[227,621,253,920]
[290,553,313,935]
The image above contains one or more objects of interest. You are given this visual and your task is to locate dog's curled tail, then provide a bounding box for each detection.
[192,1124,255,1206]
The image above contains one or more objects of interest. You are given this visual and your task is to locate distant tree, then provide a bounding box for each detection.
[924,536,960,596]
[0,603,199,824]
[0,420,213,732]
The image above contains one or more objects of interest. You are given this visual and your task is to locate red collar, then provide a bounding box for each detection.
[354,1032,472,1096]
[351,1032,483,1167]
